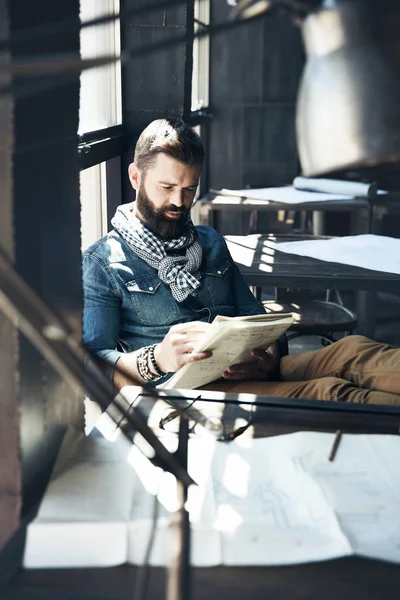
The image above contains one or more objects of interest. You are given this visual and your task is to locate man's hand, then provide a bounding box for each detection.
[112,321,211,390]
[154,321,212,374]
[221,349,279,381]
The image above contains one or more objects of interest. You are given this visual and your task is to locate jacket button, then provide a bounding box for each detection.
[217,270,222,275]
[149,287,154,291]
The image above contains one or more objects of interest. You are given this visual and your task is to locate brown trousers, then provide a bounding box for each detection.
[200,336,400,404]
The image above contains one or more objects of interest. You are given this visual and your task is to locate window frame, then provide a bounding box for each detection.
[78,0,213,245]
[192,0,210,112]
[79,0,122,135]
[78,124,127,171]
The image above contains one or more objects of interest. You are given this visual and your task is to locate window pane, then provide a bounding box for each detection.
[192,0,210,111]
[79,0,122,134]
[80,162,108,250]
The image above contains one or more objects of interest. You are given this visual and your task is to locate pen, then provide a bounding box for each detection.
[328,429,343,462]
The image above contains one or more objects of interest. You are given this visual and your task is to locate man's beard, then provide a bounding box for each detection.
[135,182,189,240]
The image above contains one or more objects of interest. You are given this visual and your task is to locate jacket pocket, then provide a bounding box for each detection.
[123,275,181,326]
[202,259,231,280]
[201,260,235,310]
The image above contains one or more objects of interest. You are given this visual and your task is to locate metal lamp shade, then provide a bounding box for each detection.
[296,1,400,177]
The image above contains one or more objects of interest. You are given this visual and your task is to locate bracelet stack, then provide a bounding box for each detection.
[148,344,165,378]
[136,344,166,382]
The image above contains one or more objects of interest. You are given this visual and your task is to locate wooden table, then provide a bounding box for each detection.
[226,234,400,338]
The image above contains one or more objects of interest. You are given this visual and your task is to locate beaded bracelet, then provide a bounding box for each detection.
[148,344,166,379]
[136,345,166,382]
[136,346,153,382]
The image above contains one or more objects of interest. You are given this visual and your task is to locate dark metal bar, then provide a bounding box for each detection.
[136,390,400,434]
[78,133,127,170]
[167,417,191,600]
[0,9,270,99]
[356,290,378,339]
[79,124,124,143]
[183,0,195,121]
[0,0,187,52]
[0,247,194,489]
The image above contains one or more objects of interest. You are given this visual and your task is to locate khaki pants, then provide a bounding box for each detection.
[200,336,400,404]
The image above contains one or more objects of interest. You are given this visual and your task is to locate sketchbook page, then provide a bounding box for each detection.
[210,434,352,565]
[275,234,400,276]
[160,316,293,390]
[214,431,400,566]
[23,428,137,568]
[217,186,355,204]
[282,432,400,564]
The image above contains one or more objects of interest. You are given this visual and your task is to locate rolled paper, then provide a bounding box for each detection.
[293,176,378,199]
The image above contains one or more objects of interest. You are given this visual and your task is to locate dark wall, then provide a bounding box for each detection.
[209,5,304,233]
[120,2,304,225]
[5,0,84,532]
[120,0,194,203]
[122,0,187,133]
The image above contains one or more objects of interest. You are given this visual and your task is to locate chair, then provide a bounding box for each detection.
[263,296,358,347]
[211,191,359,347]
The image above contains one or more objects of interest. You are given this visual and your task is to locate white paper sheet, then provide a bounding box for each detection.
[279,433,400,564]
[215,186,358,204]
[276,234,400,276]
[23,429,400,569]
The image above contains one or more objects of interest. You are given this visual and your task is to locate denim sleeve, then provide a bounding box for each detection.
[82,253,124,380]
[231,263,265,316]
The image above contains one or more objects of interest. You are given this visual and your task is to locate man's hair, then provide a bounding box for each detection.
[134,118,204,172]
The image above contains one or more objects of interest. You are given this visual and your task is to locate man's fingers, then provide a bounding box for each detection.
[173,339,210,356]
[251,349,271,357]
[222,370,250,380]
[169,328,210,349]
[252,350,275,363]
[226,362,254,374]
[176,332,209,344]
[171,321,211,335]
[187,350,212,362]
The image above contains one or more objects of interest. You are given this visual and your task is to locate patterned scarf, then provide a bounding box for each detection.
[111,203,203,302]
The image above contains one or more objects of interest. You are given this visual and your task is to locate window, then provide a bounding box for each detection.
[79,0,122,134]
[80,162,108,250]
[192,0,210,111]
[79,1,123,249]
[80,155,123,250]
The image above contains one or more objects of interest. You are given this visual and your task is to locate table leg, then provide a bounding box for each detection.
[312,211,325,235]
[351,207,371,234]
[370,205,387,235]
[356,291,377,339]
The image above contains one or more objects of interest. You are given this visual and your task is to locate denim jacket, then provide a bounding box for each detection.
[82,225,280,384]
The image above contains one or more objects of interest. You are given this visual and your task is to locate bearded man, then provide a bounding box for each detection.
[82,118,400,404]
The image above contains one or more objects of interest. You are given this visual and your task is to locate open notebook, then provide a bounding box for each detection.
[159,313,294,390]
